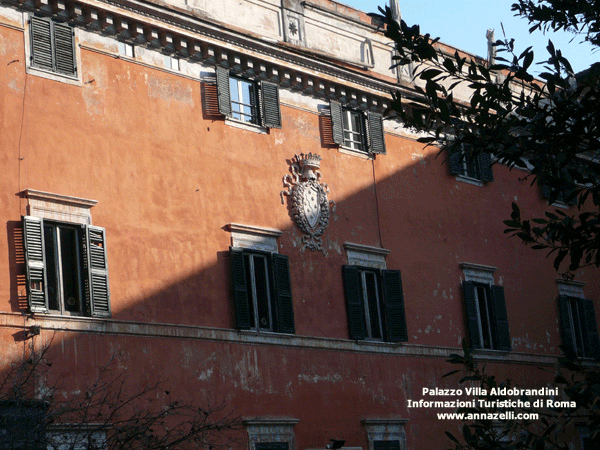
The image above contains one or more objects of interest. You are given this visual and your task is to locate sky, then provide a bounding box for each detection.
[340,0,598,74]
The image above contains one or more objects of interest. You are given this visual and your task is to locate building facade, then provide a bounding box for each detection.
[0,0,598,448]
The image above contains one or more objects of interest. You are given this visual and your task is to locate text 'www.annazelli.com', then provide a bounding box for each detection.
[436,412,539,421]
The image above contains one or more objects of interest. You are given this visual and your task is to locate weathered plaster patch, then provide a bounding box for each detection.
[424,325,433,334]
[148,77,193,105]
[298,372,343,383]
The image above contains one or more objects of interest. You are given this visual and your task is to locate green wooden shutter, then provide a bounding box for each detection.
[260,81,281,129]
[581,298,600,358]
[53,21,76,76]
[479,152,494,182]
[84,225,110,317]
[30,17,53,72]
[381,269,407,342]
[448,149,463,175]
[558,295,575,355]
[367,111,386,155]
[330,100,344,145]
[463,281,481,348]
[271,253,295,334]
[23,216,49,313]
[230,248,251,329]
[343,265,367,340]
[491,285,511,350]
[215,66,232,117]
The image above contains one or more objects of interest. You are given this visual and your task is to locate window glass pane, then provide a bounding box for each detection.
[364,271,382,339]
[476,285,493,349]
[244,254,256,328]
[253,255,271,330]
[44,225,59,311]
[570,299,586,356]
[59,227,81,313]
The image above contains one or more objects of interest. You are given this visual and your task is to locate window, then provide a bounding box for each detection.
[29,16,76,77]
[330,100,386,155]
[118,42,134,58]
[244,418,298,450]
[230,248,294,333]
[343,266,407,342]
[448,146,493,183]
[215,66,281,128]
[0,400,47,449]
[362,418,408,450]
[461,263,510,351]
[558,295,600,358]
[23,216,110,318]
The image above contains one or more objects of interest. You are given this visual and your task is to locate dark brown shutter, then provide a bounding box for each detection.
[215,66,232,117]
[491,285,510,350]
[84,225,110,317]
[479,152,494,182]
[330,100,344,145]
[448,148,463,176]
[381,269,407,342]
[53,21,76,76]
[367,111,386,155]
[343,265,367,340]
[260,81,281,129]
[23,216,49,313]
[271,253,295,334]
[558,295,575,355]
[230,248,251,329]
[582,298,600,358]
[30,17,53,72]
[463,281,481,348]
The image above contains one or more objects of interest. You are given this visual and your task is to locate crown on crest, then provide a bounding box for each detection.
[295,152,322,169]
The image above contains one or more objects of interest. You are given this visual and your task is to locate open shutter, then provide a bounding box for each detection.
[53,21,76,76]
[343,265,367,340]
[230,248,251,329]
[215,66,232,117]
[381,269,407,342]
[582,298,600,358]
[558,295,575,355]
[479,152,494,182]
[330,100,344,145]
[448,149,463,175]
[271,253,295,333]
[30,17,53,72]
[491,285,510,350]
[84,225,110,317]
[260,81,281,129]
[367,111,386,155]
[23,216,49,313]
[463,281,481,348]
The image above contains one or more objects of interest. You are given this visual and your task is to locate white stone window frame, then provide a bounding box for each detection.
[243,418,298,450]
[460,262,497,286]
[227,223,283,254]
[23,13,83,86]
[362,418,409,450]
[46,423,106,449]
[344,242,390,271]
[25,189,97,225]
[557,279,586,299]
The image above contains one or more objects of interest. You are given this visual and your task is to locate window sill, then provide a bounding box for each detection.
[339,146,373,160]
[225,118,267,134]
[456,175,484,187]
[26,66,81,86]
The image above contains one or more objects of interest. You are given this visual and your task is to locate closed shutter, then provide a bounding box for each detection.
[261,81,281,129]
[271,253,295,334]
[215,66,232,117]
[367,111,386,155]
[558,295,575,355]
[23,216,49,313]
[30,17,53,72]
[491,285,510,350]
[84,225,110,317]
[343,265,367,340]
[381,269,407,342]
[463,281,481,348]
[582,298,600,358]
[230,248,251,329]
[330,100,344,145]
[53,21,76,76]
[479,152,494,182]
[448,149,463,175]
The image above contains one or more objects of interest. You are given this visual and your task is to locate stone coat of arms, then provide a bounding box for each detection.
[281,153,334,252]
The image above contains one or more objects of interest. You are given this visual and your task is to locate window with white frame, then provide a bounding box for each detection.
[28,16,77,78]
[362,419,408,450]
[330,101,386,155]
[22,190,110,318]
[227,224,294,334]
[448,145,494,183]
[461,263,510,351]
[244,418,298,450]
[215,67,281,129]
[557,281,600,358]
[343,243,407,342]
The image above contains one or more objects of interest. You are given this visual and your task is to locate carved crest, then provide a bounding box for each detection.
[281,153,334,252]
